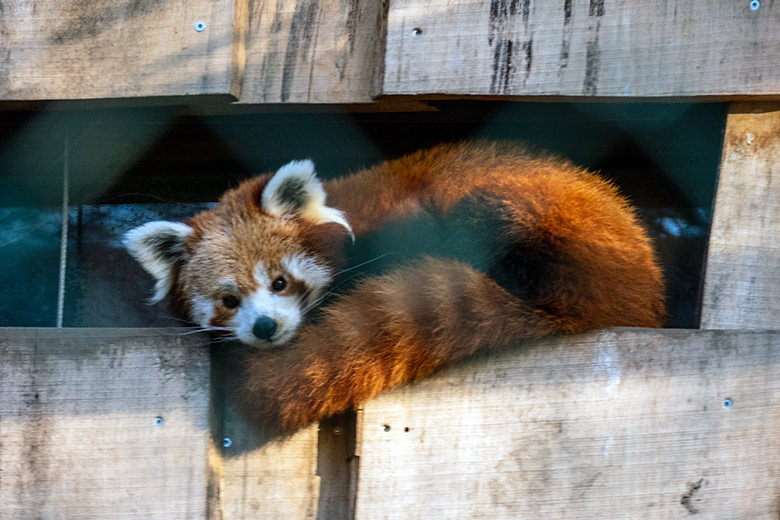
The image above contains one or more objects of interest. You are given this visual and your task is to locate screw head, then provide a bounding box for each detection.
[723,398,734,409]
[223,437,232,448]
[411,28,423,36]
[195,21,207,32]
[750,0,760,10]
[154,416,164,426]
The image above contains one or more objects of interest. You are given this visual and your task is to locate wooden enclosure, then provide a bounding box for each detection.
[1,0,780,519]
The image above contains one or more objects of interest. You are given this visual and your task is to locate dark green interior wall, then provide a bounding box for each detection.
[0,101,726,328]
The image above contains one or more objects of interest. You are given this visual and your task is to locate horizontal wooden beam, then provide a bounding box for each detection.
[5,1,778,103]
[0,0,385,104]
[356,328,780,519]
[4,328,780,518]
[382,0,780,99]
[0,0,238,101]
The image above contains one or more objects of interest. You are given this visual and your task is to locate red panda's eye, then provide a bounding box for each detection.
[222,295,240,309]
[272,277,287,292]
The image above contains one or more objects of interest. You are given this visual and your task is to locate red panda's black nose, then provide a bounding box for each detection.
[252,316,278,341]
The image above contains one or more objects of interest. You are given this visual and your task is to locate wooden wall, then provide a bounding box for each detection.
[3,328,780,519]
[1,0,779,519]
[1,0,778,103]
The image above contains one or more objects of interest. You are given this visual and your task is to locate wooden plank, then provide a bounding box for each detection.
[209,344,324,520]
[701,103,780,329]
[382,0,780,99]
[0,0,237,100]
[316,412,360,519]
[216,423,321,519]
[0,328,211,520]
[237,0,386,103]
[355,329,780,519]
[210,355,356,520]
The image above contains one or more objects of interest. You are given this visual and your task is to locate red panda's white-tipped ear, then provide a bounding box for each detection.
[262,159,354,240]
[123,221,193,303]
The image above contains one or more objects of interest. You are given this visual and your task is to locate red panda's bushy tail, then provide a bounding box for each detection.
[240,142,666,432]
[241,257,560,432]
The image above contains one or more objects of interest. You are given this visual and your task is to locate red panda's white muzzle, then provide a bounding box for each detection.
[226,285,305,347]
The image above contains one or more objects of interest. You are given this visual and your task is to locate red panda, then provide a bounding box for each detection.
[124,140,665,431]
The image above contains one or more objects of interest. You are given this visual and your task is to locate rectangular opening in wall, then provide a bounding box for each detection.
[0,101,725,329]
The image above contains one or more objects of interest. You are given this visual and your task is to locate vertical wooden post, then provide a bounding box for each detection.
[700,103,780,329]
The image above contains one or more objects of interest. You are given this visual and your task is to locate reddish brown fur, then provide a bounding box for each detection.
[218,141,667,431]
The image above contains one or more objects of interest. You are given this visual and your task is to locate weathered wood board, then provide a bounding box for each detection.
[0,328,211,520]
[208,344,351,520]
[356,329,780,519]
[382,0,780,98]
[237,0,386,103]
[215,417,322,519]
[701,103,780,329]
[4,328,780,519]
[0,0,237,100]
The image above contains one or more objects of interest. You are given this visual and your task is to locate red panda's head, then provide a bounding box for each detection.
[124,160,352,348]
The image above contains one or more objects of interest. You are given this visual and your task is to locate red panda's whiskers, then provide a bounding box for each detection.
[318,269,374,300]
[302,296,326,314]
[160,314,199,326]
[178,327,224,335]
[156,327,209,337]
[210,334,240,344]
[336,252,399,276]
[158,323,235,335]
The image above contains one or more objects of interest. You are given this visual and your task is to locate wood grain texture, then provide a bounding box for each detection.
[217,424,321,519]
[209,344,325,520]
[701,103,780,329]
[0,328,210,520]
[356,329,780,519]
[0,0,236,100]
[212,407,356,520]
[382,0,780,98]
[237,0,386,103]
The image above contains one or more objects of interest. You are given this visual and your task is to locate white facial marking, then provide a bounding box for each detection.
[282,253,332,291]
[254,261,271,287]
[190,294,214,327]
[218,278,239,294]
[229,288,302,347]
